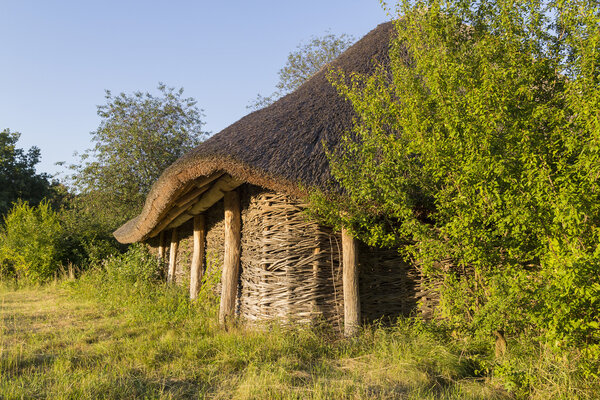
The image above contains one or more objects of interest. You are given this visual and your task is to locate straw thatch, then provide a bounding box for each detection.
[114,21,395,244]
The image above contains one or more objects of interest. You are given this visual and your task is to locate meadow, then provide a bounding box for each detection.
[0,251,596,400]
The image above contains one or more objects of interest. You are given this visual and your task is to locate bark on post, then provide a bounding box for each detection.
[158,231,165,259]
[219,190,241,326]
[167,228,178,283]
[311,246,321,318]
[342,227,360,337]
[189,214,206,300]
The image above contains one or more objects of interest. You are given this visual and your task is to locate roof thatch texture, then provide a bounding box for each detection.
[114,22,394,244]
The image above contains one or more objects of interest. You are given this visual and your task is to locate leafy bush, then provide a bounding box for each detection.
[70,244,221,326]
[0,201,63,283]
[312,0,600,373]
[57,195,125,268]
[101,243,164,284]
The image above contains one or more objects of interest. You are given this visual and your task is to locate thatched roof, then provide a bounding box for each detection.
[114,22,395,244]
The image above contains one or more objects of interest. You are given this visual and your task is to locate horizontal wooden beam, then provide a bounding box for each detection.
[164,175,242,230]
[174,172,224,207]
[147,173,228,238]
[188,175,242,215]
[148,185,211,238]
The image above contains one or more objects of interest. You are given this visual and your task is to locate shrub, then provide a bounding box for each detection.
[69,244,221,327]
[0,201,63,283]
[314,0,600,373]
[56,194,125,269]
[101,242,164,284]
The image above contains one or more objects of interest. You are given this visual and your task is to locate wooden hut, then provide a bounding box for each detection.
[114,22,434,335]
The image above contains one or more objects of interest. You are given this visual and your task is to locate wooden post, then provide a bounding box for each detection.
[189,214,206,300]
[219,190,241,326]
[494,330,507,358]
[311,246,321,318]
[167,228,178,283]
[342,227,360,337]
[158,231,165,259]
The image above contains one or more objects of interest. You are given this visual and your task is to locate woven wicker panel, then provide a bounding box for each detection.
[358,245,420,323]
[239,191,344,328]
[173,219,192,285]
[415,259,449,320]
[204,201,225,272]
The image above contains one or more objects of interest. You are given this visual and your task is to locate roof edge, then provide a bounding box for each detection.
[113,155,305,244]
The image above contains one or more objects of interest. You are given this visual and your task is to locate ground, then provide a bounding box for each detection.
[0,285,509,399]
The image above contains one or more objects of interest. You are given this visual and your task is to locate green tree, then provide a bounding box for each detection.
[0,129,52,217]
[0,201,63,283]
[68,83,207,228]
[314,0,599,366]
[248,33,355,110]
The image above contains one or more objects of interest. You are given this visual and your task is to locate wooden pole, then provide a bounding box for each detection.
[342,227,360,337]
[158,231,165,259]
[189,214,206,300]
[219,190,241,326]
[167,228,178,283]
[311,246,321,318]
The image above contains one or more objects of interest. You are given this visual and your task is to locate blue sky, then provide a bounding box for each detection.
[1,1,389,177]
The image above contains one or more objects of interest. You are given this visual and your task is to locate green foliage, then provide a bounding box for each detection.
[0,201,63,283]
[0,128,53,217]
[312,0,600,371]
[55,194,124,268]
[248,33,355,110]
[0,194,120,281]
[73,244,221,325]
[101,243,163,285]
[67,83,207,227]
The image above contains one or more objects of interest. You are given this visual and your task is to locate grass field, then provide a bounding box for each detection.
[1,270,596,400]
[0,282,515,400]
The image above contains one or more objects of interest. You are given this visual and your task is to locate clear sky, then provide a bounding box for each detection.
[1,1,390,177]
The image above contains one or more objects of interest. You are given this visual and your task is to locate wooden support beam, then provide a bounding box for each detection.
[189,214,206,300]
[311,246,321,318]
[167,228,179,283]
[153,175,242,236]
[187,175,242,215]
[219,190,241,326]
[175,172,224,206]
[158,231,165,259]
[146,172,225,239]
[342,227,360,337]
[148,184,211,238]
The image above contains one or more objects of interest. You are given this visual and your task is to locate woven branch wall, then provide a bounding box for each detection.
[239,191,344,329]
[359,246,422,322]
